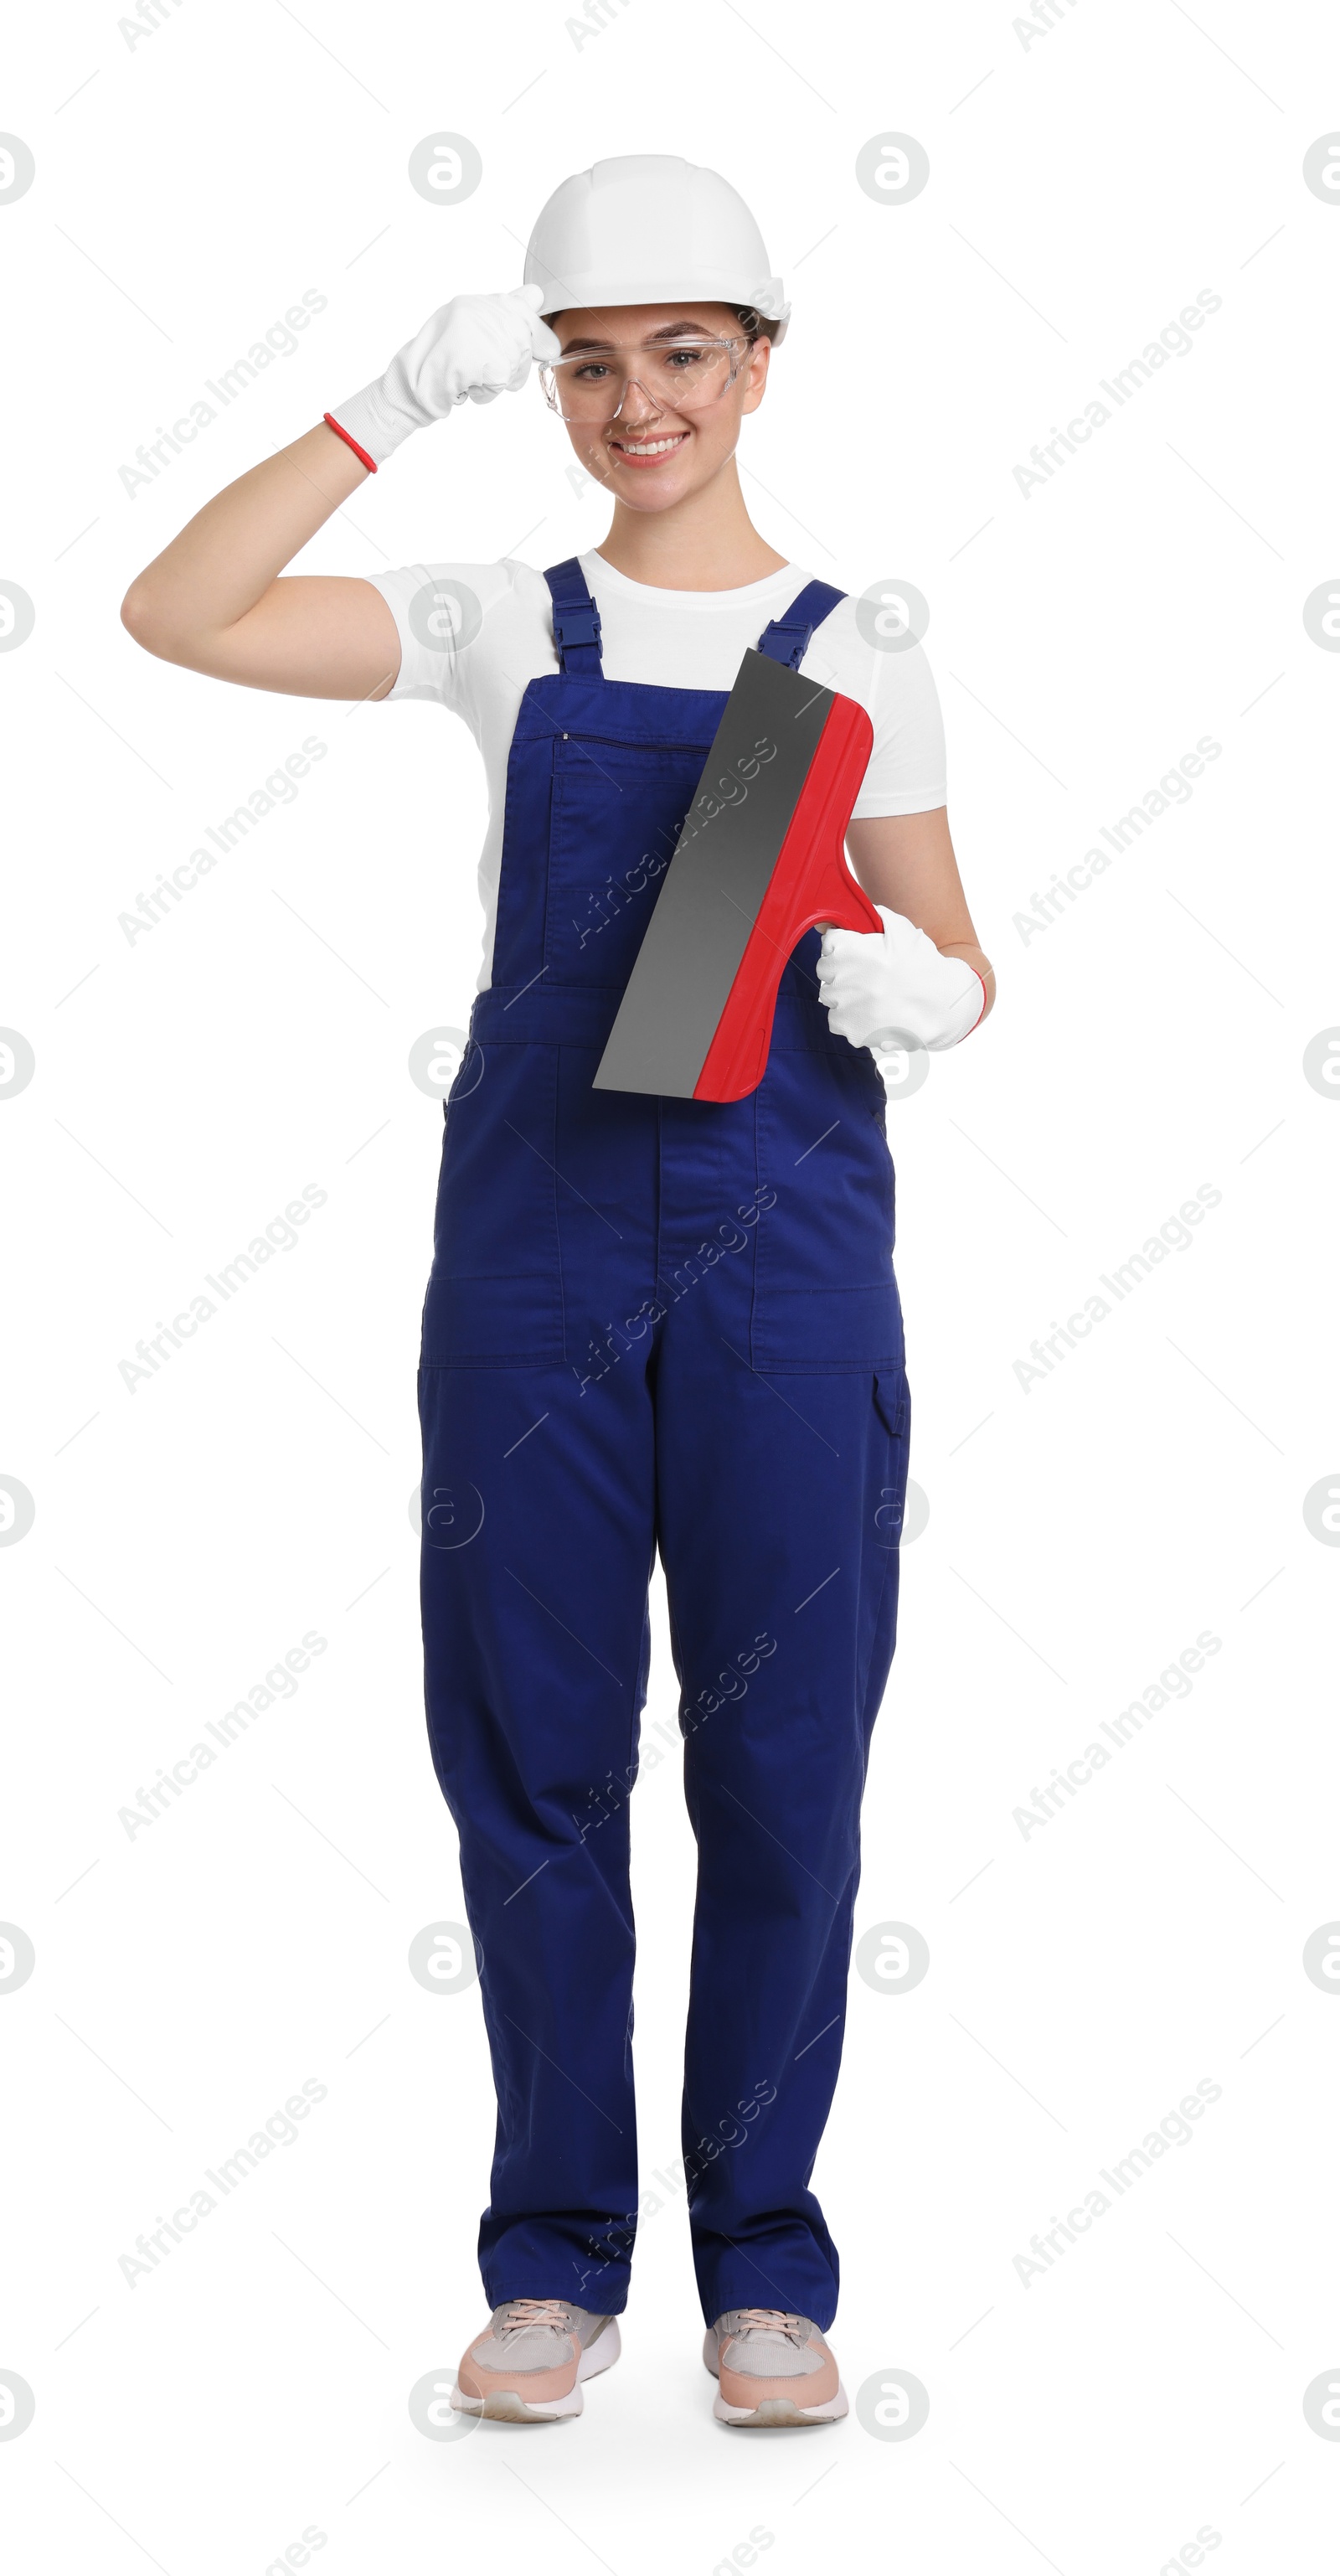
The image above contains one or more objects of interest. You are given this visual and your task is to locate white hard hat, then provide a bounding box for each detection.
[524,156,790,345]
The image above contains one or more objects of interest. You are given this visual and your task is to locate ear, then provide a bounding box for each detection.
[740,336,771,416]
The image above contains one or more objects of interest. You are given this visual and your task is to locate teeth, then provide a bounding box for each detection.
[616,435,685,456]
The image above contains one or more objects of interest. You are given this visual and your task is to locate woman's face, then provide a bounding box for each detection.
[548,301,771,512]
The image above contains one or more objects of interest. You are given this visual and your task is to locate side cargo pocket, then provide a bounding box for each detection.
[874,1365,911,1545]
[858,1365,912,1724]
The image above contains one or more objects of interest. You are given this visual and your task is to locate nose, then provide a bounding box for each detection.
[610,372,667,427]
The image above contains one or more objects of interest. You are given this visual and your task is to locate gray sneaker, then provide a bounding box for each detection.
[704,2308,847,2426]
[452,2298,621,2421]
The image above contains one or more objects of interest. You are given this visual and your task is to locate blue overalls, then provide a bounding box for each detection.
[420,559,910,2331]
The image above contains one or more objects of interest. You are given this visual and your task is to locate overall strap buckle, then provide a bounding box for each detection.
[755,578,847,669]
[544,558,605,675]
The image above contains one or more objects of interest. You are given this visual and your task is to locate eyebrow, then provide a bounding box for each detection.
[557,321,719,354]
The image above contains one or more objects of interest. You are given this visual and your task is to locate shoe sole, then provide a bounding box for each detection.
[451,2317,621,2422]
[712,2386,848,2426]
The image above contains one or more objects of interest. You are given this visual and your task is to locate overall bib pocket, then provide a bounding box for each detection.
[545,744,711,985]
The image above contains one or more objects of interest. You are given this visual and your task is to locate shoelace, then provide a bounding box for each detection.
[498,2298,572,2336]
[730,2307,805,2341]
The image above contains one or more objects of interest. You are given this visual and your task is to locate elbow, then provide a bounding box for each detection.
[120,578,194,663]
[120,579,166,655]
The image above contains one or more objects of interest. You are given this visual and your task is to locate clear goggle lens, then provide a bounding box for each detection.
[539,337,746,421]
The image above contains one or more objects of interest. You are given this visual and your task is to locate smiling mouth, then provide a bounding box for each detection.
[606,429,689,460]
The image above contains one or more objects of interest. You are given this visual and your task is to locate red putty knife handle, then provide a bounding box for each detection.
[693,693,880,1101]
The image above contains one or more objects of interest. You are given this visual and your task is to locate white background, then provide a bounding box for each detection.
[3,2,1338,2569]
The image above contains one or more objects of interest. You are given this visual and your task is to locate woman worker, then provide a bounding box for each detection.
[122,153,993,2429]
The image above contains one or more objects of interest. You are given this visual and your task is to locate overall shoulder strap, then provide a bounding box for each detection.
[544,557,604,676]
[755,579,847,669]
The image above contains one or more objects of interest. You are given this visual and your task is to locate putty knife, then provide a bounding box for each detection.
[592,648,879,1102]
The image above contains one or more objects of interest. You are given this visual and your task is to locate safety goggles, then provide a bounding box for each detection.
[538,334,750,423]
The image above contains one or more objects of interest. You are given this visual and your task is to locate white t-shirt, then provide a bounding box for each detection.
[366,550,948,992]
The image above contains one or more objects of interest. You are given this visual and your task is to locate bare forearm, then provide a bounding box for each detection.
[121,421,367,655]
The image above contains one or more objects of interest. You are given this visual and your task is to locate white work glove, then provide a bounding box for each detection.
[816,904,985,1051]
[326,286,560,467]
